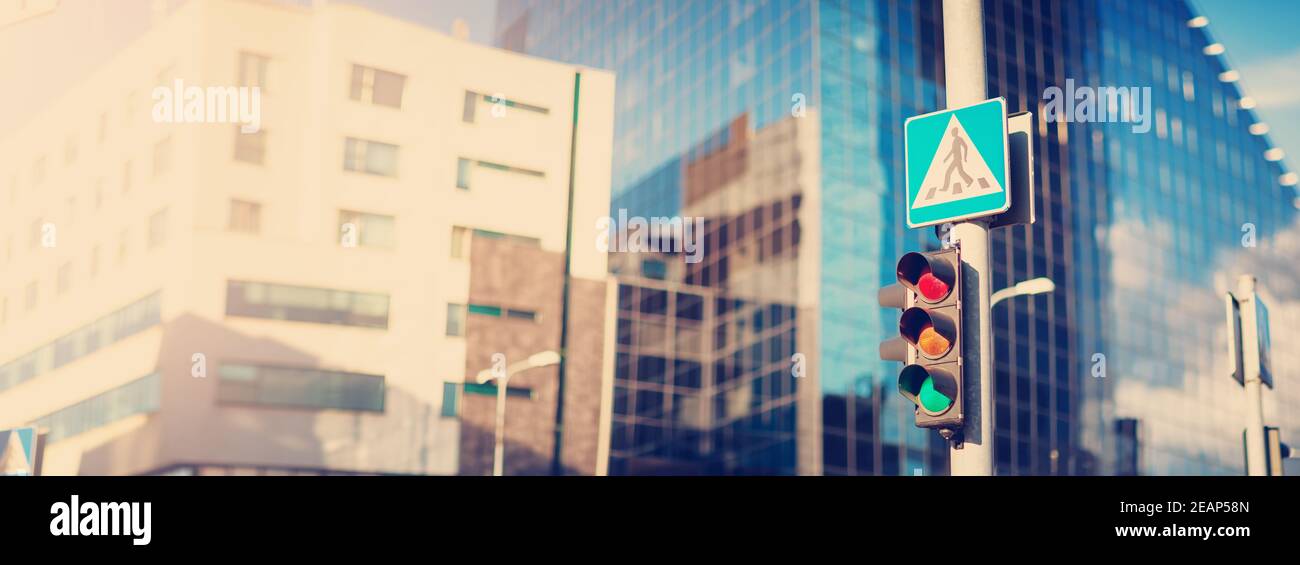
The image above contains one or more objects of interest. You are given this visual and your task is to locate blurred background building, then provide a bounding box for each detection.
[496,0,1299,475]
[2,0,1297,477]
[0,0,616,476]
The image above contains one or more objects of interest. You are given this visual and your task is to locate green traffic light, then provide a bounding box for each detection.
[918,376,953,413]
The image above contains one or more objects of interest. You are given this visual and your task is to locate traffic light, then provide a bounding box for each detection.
[878,248,964,435]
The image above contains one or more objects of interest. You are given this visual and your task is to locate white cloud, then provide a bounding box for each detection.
[1238,47,1300,109]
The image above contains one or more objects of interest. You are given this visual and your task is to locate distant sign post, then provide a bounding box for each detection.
[1226,285,1274,389]
[1229,275,1274,475]
[905,97,1011,228]
[1255,296,1273,389]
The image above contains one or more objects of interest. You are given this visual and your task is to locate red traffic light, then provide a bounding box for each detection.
[917,273,949,302]
[897,252,956,303]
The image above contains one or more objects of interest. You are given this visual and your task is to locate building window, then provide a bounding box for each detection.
[455,158,472,189]
[32,373,160,443]
[235,128,267,165]
[117,229,129,264]
[28,218,41,249]
[457,158,545,189]
[1115,418,1140,476]
[450,226,469,259]
[471,228,540,247]
[337,210,395,248]
[477,159,544,178]
[24,280,37,311]
[349,64,405,109]
[156,65,176,87]
[344,137,399,177]
[148,208,168,249]
[57,262,71,295]
[33,156,45,185]
[123,90,137,127]
[0,292,161,392]
[445,303,466,337]
[506,309,538,322]
[217,363,385,412]
[226,280,390,329]
[463,90,550,121]
[468,303,501,317]
[441,381,460,417]
[229,200,261,234]
[501,93,547,114]
[238,51,269,90]
[641,259,667,280]
[462,382,534,399]
[153,136,171,177]
[64,134,77,166]
[462,90,477,123]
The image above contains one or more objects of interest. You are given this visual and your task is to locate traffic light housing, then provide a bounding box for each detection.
[879,249,964,434]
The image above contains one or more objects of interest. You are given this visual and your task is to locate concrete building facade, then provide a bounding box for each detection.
[0,0,616,476]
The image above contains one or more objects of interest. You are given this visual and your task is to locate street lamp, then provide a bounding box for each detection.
[475,350,562,476]
[990,277,1055,307]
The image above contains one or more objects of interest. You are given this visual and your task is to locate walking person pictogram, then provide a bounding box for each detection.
[928,127,974,199]
[904,98,1011,227]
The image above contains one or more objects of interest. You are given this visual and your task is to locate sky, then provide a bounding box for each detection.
[0,0,1293,178]
[284,0,496,44]
[0,0,497,133]
[1193,0,1300,178]
[413,0,1300,184]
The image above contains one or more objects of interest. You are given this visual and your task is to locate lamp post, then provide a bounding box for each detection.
[475,350,562,476]
[990,277,1055,308]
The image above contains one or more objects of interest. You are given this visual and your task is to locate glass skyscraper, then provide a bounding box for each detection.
[496,0,1298,475]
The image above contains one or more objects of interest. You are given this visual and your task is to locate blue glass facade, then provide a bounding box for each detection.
[1075,0,1299,474]
[813,0,949,475]
[498,0,1298,475]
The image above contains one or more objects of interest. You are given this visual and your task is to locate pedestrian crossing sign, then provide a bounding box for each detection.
[904,98,1010,228]
[0,427,37,476]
